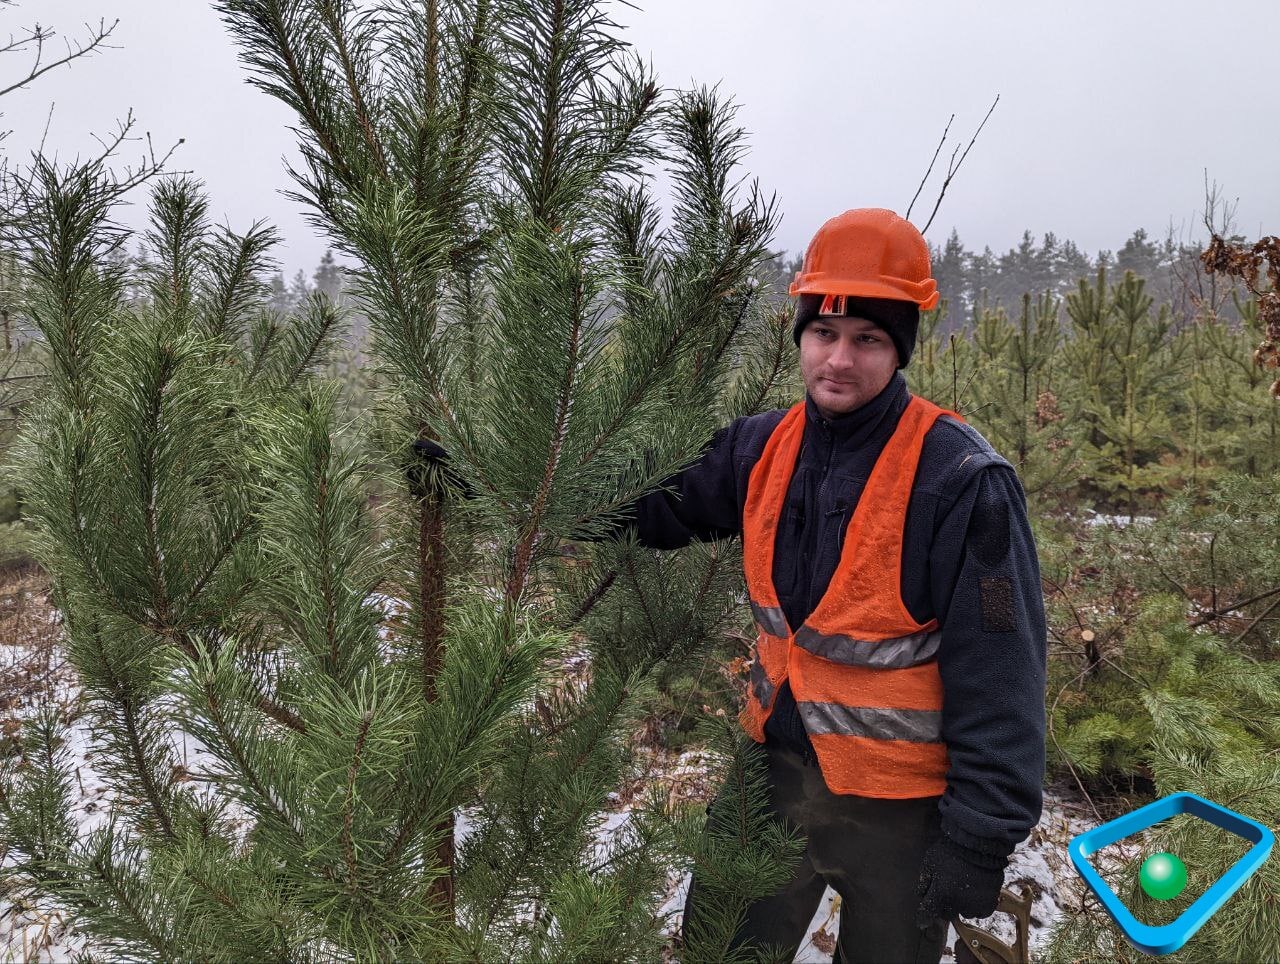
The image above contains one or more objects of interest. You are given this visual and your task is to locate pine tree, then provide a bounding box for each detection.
[1092,271,1177,518]
[906,300,981,414]
[930,229,968,326]
[266,269,293,313]
[1196,295,1280,477]
[312,248,344,301]
[1,1,801,957]
[965,291,1080,513]
[0,247,41,567]
[1056,267,1245,516]
[1061,266,1116,437]
[0,2,136,564]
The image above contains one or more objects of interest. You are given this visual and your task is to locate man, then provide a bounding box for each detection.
[409,208,1046,963]
[627,209,1046,963]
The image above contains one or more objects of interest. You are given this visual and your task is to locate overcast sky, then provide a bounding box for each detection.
[4,0,1277,277]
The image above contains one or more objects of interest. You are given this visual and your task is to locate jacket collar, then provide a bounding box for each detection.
[803,370,909,447]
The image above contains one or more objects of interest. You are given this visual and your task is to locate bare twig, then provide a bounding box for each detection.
[0,17,119,99]
[1208,533,1218,616]
[1228,593,1280,649]
[921,94,999,235]
[1189,583,1280,627]
[4,112,185,226]
[905,113,953,222]
[1047,663,1104,823]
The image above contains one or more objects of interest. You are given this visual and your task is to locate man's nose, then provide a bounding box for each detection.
[827,338,858,367]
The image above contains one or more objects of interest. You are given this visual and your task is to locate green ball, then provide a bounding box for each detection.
[1140,852,1188,901]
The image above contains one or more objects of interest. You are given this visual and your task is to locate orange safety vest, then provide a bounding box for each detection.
[739,395,962,799]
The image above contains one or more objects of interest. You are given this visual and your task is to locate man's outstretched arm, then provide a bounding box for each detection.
[404,411,784,548]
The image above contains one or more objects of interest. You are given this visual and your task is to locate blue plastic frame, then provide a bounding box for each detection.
[1068,791,1274,955]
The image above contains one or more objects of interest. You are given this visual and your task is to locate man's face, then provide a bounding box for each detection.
[799,314,899,419]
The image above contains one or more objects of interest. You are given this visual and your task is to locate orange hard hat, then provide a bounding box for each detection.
[789,208,939,310]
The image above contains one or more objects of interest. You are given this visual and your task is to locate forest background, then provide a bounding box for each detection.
[0,1,1279,962]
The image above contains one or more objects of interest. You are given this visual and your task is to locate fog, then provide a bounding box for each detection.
[4,0,1276,274]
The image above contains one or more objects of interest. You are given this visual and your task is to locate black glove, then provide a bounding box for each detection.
[916,834,1007,924]
[404,439,468,500]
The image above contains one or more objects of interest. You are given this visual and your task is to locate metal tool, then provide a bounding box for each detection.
[952,884,1033,964]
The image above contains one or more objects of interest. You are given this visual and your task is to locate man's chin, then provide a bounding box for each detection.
[811,387,864,416]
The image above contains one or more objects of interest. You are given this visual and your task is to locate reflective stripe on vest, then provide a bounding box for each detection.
[793,625,941,668]
[798,703,942,743]
[738,395,963,799]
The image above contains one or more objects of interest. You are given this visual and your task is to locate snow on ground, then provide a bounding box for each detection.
[1081,511,1155,529]
[0,575,227,961]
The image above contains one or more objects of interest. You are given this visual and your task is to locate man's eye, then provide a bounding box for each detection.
[859,334,880,343]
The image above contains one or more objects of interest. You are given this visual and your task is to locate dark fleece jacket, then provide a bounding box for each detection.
[629,371,1047,858]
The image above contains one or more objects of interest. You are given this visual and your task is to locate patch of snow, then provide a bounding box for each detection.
[1082,511,1155,529]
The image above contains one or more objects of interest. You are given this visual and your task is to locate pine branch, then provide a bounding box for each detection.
[424,0,439,118]
[620,547,659,643]
[201,221,280,341]
[316,0,388,177]
[216,0,356,185]
[138,337,179,634]
[121,698,176,840]
[146,176,210,322]
[341,708,374,892]
[381,606,554,871]
[247,311,284,381]
[469,668,640,936]
[185,511,255,610]
[187,653,306,841]
[85,835,179,958]
[735,306,793,418]
[416,491,446,700]
[280,292,345,389]
[1229,593,1280,648]
[505,255,585,601]
[256,690,308,734]
[74,619,181,841]
[559,565,615,629]
[442,0,492,187]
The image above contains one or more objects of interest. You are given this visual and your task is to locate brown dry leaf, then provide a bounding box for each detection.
[810,924,837,956]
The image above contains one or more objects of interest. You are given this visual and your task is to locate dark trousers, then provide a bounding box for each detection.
[683,742,948,964]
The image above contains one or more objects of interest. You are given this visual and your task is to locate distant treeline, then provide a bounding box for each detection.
[275,225,1242,349]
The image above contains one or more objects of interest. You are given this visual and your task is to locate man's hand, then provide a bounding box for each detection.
[405,439,461,500]
[915,834,1007,924]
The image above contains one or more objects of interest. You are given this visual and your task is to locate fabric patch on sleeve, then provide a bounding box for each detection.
[968,496,1011,568]
[980,577,1016,633]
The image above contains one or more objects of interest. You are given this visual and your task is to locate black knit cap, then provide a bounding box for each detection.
[792,294,921,369]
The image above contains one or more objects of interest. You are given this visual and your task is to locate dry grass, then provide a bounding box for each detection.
[0,567,65,726]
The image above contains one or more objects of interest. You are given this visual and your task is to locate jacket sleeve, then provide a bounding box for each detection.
[625,415,762,549]
[929,461,1047,859]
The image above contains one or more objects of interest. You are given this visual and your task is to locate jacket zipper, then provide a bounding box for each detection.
[812,420,839,614]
